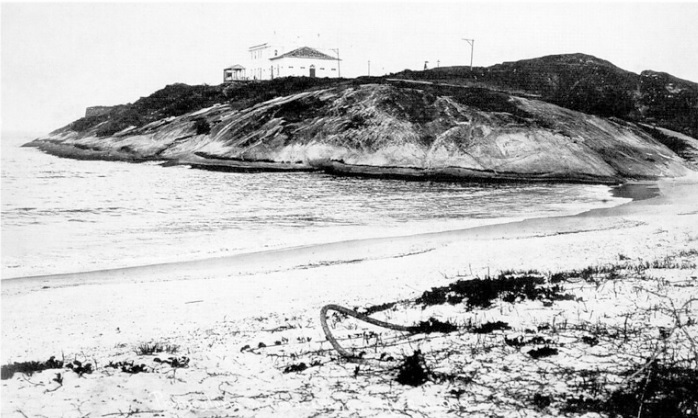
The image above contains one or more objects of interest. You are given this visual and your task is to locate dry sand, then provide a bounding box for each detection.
[2,175,697,417]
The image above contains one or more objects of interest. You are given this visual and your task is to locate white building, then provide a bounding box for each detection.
[248,42,279,81]
[247,43,340,80]
[223,64,246,82]
[270,46,340,79]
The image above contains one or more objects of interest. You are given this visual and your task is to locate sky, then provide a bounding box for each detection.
[2,1,698,136]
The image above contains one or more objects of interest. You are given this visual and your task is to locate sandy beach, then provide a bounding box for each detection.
[2,175,697,417]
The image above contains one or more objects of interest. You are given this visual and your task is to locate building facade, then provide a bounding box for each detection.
[270,46,340,79]
[248,43,279,81]
[224,42,340,82]
[246,44,339,81]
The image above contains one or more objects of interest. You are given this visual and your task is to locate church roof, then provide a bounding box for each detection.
[270,46,338,61]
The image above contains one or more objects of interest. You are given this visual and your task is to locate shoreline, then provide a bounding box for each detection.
[2,178,654,288]
[3,141,648,282]
[2,175,696,417]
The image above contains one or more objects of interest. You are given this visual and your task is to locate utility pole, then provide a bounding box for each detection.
[462,38,475,71]
[330,48,341,77]
[368,60,371,76]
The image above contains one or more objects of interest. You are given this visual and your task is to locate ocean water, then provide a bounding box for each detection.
[1,135,630,278]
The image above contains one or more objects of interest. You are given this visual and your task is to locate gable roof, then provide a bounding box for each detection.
[225,64,246,70]
[270,46,338,61]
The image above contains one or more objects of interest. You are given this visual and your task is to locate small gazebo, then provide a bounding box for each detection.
[223,64,246,82]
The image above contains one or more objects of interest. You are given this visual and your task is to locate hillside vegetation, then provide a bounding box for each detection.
[393,53,698,139]
[28,53,698,184]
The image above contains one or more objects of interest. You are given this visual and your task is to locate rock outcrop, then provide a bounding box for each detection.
[27,81,692,184]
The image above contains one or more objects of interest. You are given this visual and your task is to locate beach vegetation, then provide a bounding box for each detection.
[527,346,559,359]
[1,356,64,380]
[396,350,431,386]
[504,335,554,347]
[411,318,459,334]
[357,301,400,316]
[470,321,512,334]
[562,363,698,418]
[0,356,95,380]
[66,359,94,376]
[134,342,180,356]
[153,356,190,369]
[283,362,308,373]
[415,272,577,309]
[106,360,150,374]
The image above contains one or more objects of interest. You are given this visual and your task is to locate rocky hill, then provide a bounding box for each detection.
[26,54,698,184]
[395,53,698,141]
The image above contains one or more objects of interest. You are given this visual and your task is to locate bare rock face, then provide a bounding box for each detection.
[28,83,691,184]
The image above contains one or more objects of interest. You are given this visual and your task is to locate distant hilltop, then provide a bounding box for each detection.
[27,53,698,184]
[392,53,698,140]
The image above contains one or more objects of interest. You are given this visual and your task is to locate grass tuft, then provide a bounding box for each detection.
[396,350,431,386]
[134,342,179,356]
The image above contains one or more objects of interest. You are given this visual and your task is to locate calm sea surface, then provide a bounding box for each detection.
[1,135,630,278]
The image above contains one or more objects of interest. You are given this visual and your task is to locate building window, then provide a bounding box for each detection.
[274,50,278,56]
[320,67,325,70]
[331,68,336,71]
[300,67,306,69]
[288,66,293,68]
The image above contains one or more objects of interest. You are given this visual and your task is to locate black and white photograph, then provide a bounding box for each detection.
[2,1,697,417]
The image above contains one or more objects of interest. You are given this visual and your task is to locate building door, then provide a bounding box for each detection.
[309,65,316,78]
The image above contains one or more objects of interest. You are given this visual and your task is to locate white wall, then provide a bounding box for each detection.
[274,57,339,79]
[249,44,287,80]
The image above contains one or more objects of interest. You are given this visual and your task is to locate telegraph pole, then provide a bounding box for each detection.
[368,60,371,76]
[462,38,475,71]
[330,48,341,77]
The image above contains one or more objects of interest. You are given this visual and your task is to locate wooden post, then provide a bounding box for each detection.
[463,38,475,71]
